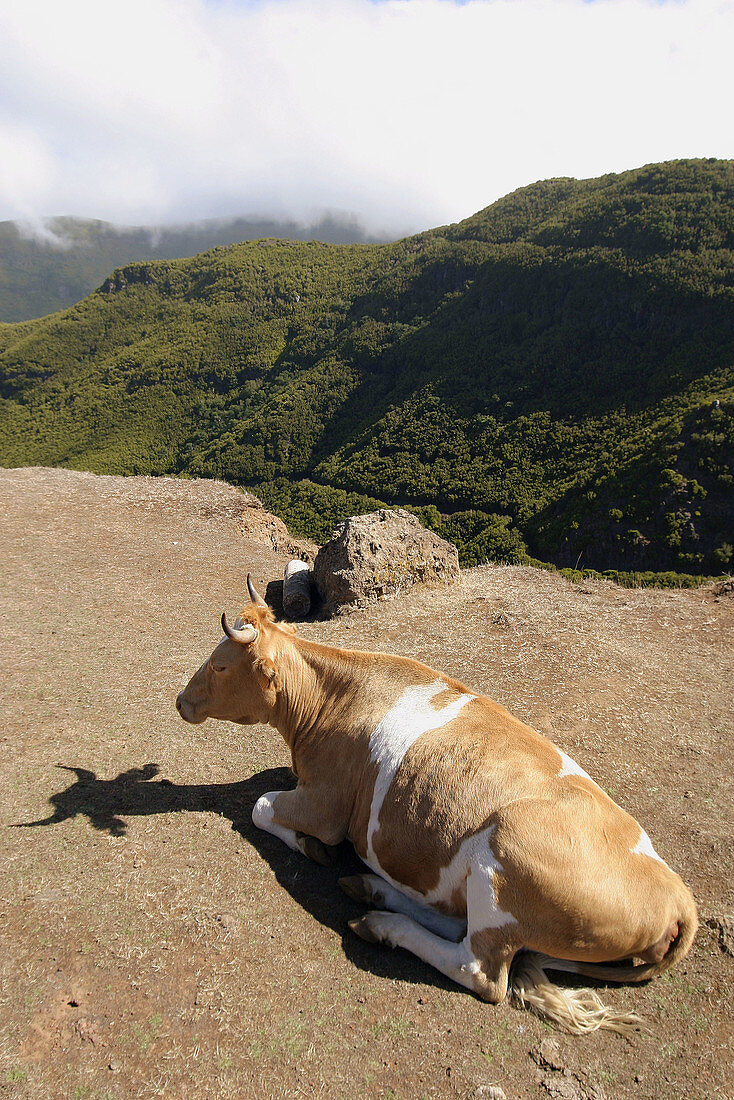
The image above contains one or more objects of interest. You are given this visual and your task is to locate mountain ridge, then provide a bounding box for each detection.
[0,213,391,323]
[1,159,732,575]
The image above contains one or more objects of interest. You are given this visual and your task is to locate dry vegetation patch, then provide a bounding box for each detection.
[1,467,732,1100]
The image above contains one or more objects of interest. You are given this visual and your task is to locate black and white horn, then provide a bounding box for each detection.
[247,573,268,607]
[221,612,257,644]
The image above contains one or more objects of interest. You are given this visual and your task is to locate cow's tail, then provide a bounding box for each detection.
[510,893,698,1035]
[509,953,644,1035]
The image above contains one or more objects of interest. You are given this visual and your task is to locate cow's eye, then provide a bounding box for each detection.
[211,662,227,674]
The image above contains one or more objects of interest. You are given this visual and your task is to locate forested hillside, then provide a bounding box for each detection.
[1,159,732,575]
[0,214,383,322]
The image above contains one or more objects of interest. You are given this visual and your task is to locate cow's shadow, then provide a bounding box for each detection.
[14,762,457,993]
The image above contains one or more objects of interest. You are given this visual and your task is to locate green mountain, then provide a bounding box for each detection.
[1,159,732,575]
[0,214,386,322]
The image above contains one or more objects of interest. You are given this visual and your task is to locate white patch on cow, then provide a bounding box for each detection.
[558,750,592,781]
[366,679,473,869]
[367,824,517,935]
[422,826,517,930]
[362,684,517,935]
[557,749,605,792]
[471,834,518,929]
[632,827,669,868]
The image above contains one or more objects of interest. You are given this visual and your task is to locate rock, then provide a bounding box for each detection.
[74,1016,101,1046]
[532,1038,565,1072]
[282,559,312,619]
[531,1039,607,1100]
[706,914,734,956]
[539,1078,584,1100]
[709,576,734,599]
[314,509,459,614]
[212,912,240,934]
[475,1086,508,1099]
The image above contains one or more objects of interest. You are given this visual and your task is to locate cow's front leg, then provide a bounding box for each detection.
[340,875,466,941]
[252,788,342,865]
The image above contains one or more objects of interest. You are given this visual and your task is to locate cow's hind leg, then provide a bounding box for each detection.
[348,852,519,1001]
[340,874,466,942]
[350,912,513,1002]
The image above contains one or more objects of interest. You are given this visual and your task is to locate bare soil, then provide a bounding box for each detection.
[1,466,732,1100]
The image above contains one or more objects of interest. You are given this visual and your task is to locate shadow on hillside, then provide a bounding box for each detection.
[14,762,458,994]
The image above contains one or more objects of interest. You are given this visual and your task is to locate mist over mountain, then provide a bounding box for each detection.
[0,213,393,322]
[1,160,732,577]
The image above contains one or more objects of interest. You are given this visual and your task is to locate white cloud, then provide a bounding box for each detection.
[0,0,732,233]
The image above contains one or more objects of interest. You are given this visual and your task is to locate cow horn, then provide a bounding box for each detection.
[221,612,257,645]
[247,573,268,607]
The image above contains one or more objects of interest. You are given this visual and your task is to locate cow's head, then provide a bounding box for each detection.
[176,575,284,727]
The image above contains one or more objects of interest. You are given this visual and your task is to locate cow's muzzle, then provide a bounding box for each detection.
[176,692,206,724]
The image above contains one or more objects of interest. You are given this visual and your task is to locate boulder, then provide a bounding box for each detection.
[314,509,459,614]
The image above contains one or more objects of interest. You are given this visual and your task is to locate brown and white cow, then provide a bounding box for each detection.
[176,578,698,1033]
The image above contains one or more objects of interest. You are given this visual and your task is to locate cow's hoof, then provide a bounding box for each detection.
[339,875,373,904]
[348,916,381,944]
[298,834,338,866]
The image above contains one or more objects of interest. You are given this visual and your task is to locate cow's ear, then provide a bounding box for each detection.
[254,657,280,702]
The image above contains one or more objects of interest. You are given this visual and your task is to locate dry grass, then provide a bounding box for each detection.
[1,466,732,1100]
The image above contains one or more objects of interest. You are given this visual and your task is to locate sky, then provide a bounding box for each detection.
[0,0,732,237]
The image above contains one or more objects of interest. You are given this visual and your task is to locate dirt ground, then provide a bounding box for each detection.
[1,466,732,1100]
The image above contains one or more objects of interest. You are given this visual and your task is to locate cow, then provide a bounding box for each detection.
[176,577,698,1033]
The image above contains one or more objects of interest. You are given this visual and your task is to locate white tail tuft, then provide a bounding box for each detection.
[510,953,644,1035]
